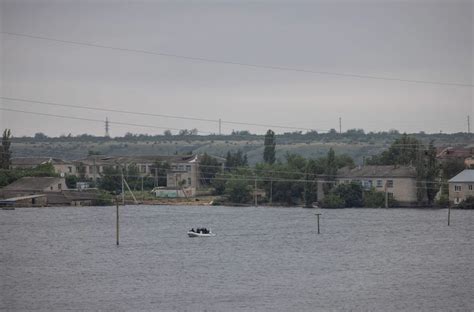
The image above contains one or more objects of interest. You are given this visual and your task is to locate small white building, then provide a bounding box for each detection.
[448,169,474,204]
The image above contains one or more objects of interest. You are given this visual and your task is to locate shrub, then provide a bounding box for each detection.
[320,193,345,208]
[332,182,364,207]
[363,189,385,208]
[435,194,450,208]
[457,196,474,209]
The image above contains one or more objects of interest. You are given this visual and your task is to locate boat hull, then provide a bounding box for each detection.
[187,231,216,237]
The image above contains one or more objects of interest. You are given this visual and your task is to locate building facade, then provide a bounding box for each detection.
[448,169,474,204]
[335,165,419,206]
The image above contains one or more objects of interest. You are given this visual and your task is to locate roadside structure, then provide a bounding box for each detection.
[335,165,419,206]
[448,169,474,205]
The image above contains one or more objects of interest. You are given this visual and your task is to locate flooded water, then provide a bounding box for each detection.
[1,206,472,311]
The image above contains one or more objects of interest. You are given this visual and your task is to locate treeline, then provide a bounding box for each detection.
[11,129,472,145]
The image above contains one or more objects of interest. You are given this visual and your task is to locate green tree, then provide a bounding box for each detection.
[332,182,364,207]
[263,129,276,164]
[323,148,337,194]
[225,176,252,203]
[150,161,170,187]
[225,150,248,169]
[1,129,12,169]
[65,175,78,189]
[199,153,221,185]
[366,133,421,166]
[425,141,439,205]
[99,167,122,193]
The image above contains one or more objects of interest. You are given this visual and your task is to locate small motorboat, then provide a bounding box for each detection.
[187,228,216,237]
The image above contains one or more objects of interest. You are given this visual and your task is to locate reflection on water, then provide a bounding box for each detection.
[1,206,473,311]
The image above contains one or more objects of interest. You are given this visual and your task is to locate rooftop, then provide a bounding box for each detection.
[448,170,474,183]
[1,177,65,191]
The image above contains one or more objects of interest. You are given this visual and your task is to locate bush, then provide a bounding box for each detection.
[93,191,113,206]
[332,182,364,207]
[435,194,449,208]
[225,177,251,204]
[363,189,385,208]
[457,196,474,209]
[320,193,345,208]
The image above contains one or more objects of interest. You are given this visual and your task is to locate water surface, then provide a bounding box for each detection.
[1,206,472,311]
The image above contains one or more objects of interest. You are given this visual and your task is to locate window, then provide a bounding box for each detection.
[58,184,62,190]
[68,166,72,173]
[455,185,462,192]
[178,165,184,171]
[188,178,192,185]
[376,180,383,188]
[186,165,192,172]
[469,185,473,191]
[386,180,394,188]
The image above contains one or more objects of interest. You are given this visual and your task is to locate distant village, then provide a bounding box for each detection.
[0,129,473,209]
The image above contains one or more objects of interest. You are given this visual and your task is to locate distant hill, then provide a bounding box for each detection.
[10,131,473,165]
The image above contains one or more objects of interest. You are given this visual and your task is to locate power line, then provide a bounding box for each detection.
[0,107,213,134]
[0,96,326,132]
[2,31,473,88]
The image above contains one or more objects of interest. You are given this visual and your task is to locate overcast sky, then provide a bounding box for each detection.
[1,0,473,137]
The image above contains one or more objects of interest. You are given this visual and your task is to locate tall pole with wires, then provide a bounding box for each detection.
[468,115,471,134]
[339,117,342,134]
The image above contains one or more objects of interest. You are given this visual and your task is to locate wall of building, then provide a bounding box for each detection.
[449,182,474,204]
[335,177,418,205]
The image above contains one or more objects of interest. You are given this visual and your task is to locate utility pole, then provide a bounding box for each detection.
[270,178,273,205]
[468,115,471,134]
[385,181,388,208]
[121,168,125,205]
[93,157,97,185]
[339,117,342,134]
[315,213,321,234]
[254,177,258,207]
[219,118,222,135]
[105,117,110,137]
[116,197,120,246]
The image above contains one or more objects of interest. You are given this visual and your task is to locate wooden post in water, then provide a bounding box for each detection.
[315,213,321,234]
[254,177,258,207]
[116,197,120,246]
[447,205,451,226]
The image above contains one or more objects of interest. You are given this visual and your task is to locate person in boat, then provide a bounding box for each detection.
[190,228,195,232]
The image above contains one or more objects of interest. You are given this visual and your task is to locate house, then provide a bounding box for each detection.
[436,147,473,165]
[11,157,77,176]
[334,165,419,206]
[448,169,474,205]
[46,190,99,206]
[0,177,69,206]
[0,177,68,198]
[75,154,225,193]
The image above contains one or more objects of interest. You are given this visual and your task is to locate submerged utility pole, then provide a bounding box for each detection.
[315,213,321,234]
[447,205,451,226]
[121,168,125,205]
[254,177,258,206]
[116,197,120,246]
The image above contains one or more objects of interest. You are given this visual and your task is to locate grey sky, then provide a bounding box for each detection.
[1,0,473,137]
